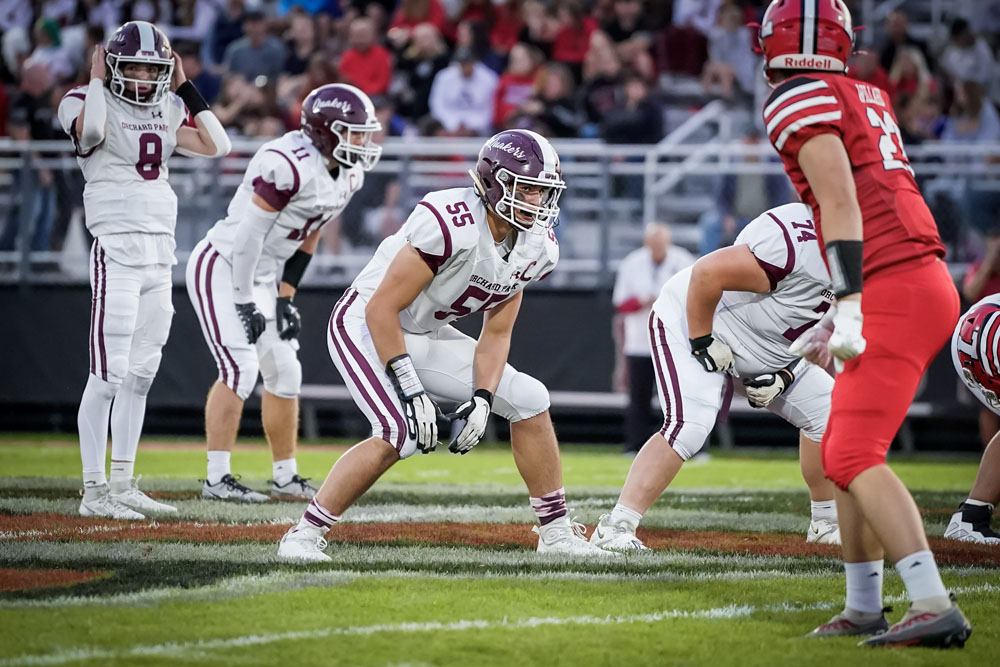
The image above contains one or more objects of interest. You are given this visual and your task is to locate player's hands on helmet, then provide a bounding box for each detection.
[235,302,266,344]
[386,354,439,453]
[789,308,835,368]
[275,296,301,341]
[171,52,186,89]
[690,333,734,373]
[447,390,493,454]
[827,297,866,373]
[91,45,106,81]
[743,368,795,408]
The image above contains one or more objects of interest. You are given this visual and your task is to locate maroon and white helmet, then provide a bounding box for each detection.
[300,83,382,171]
[470,129,565,231]
[105,21,174,106]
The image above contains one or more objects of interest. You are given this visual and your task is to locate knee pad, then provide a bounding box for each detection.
[258,336,302,399]
[125,372,155,398]
[130,299,174,378]
[495,372,550,422]
[666,421,711,461]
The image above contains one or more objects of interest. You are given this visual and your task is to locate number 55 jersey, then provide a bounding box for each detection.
[763,72,945,277]
[58,85,188,244]
[350,187,559,334]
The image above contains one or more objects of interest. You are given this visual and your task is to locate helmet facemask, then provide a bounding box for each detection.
[330,119,382,171]
[106,53,173,106]
[492,168,565,232]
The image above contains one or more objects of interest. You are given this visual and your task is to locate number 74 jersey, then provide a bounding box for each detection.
[763,72,945,278]
[58,86,187,238]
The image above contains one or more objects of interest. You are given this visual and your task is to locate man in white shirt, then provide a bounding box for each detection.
[612,222,694,453]
[428,47,499,136]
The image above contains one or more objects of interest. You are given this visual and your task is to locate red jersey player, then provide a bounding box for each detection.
[755,0,971,648]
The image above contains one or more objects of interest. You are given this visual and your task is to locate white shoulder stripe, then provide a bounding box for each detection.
[802,0,818,56]
[763,80,829,118]
[137,22,155,52]
[521,128,558,172]
[773,110,842,150]
[765,95,838,135]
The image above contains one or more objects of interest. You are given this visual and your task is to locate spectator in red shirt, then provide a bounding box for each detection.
[551,0,598,78]
[493,43,542,128]
[848,50,891,95]
[387,0,451,49]
[339,16,393,97]
[490,0,525,57]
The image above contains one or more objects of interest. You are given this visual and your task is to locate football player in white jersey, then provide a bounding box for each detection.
[941,297,1000,544]
[277,129,611,561]
[186,84,380,503]
[58,21,230,519]
[589,202,842,551]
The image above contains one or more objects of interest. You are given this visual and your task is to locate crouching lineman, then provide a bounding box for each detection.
[186,84,380,502]
[278,129,612,560]
[589,202,841,551]
[944,296,1000,544]
[59,22,230,519]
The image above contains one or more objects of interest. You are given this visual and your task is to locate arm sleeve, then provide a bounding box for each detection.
[404,200,454,274]
[79,79,108,151]
[762,76,843,156]
[250,149,301,211]
[735,214,796,291]
[231,200,280,304]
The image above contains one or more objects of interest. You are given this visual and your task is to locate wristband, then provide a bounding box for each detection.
[473,388,494,408]
[825,240,864,299]
[176,80,210,116]
[281,250,312,288]
[386,354,425,400]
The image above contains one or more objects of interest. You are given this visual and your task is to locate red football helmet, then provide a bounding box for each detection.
[955,301,1000,396]
[755,0,855,85]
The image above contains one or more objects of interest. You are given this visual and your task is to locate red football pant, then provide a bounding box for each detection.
[822,259,959,490]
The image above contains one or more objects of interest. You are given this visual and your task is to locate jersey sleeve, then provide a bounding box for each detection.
[762,76,843,157]
[251,148,302,211]
[57,88,91,156]
[534,230,559,282]
[404,200,455,274]
[736,212,797,291]
[167,92,193,130]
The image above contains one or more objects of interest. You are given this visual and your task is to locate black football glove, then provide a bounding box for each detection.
[235,302,266,344]
[276,296,301,341]
[743,367,795,408]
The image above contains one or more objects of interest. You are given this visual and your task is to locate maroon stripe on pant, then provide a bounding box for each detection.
[89,241,97,375]
[97,244,107,381]
[192,243,229,387]
[204,248,240,393]
[649,311,672,436]
[656,319,685,443]
[331,290,406,451]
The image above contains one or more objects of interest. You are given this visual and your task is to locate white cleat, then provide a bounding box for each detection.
[79,486,145,520]
[534,517,618,557]
[271,475,318,500]
[110,476,177,515]
[806,519,842,545]
[202,474,270,503]
[277,527,332,562]
[589,514,649,552]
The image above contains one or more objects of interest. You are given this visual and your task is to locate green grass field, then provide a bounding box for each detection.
[0,435,996,666]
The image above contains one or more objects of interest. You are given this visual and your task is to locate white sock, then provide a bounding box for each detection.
[110,373,153,488]
[895,549,948,605]
[844,560,883,613]
[207,451,231,485]
[610,504,643,532]
[109,460,135,493]
[272,458,297,487]
[78,375,119,489]
[297,498,340,534]
[810,499,837,523]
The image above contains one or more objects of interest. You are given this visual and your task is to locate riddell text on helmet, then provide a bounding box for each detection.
[774,55,840,69]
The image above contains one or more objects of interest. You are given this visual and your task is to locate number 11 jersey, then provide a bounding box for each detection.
[58,86,187,239]
[763,72,945,278]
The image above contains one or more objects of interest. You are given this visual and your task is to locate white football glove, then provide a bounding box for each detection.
[743,367,795,408]
[789,307,836,369]
[827,298,866,373]
[447,390,493,454]
[690,334,734,373]
[386,354,439,453]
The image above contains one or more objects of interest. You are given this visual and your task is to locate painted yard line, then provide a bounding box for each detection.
[4,582,1000,667]
[0,540,839,571]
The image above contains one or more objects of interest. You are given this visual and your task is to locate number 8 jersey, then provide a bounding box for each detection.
[58,85,187,238]
[763,72,945,278]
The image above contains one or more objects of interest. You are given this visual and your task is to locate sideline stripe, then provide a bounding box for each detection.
[4,582,998,666]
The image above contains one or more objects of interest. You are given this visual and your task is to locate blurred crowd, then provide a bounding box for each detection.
[2,0,1000,261]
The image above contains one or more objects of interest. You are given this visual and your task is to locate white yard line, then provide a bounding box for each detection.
[3,582,999,666]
